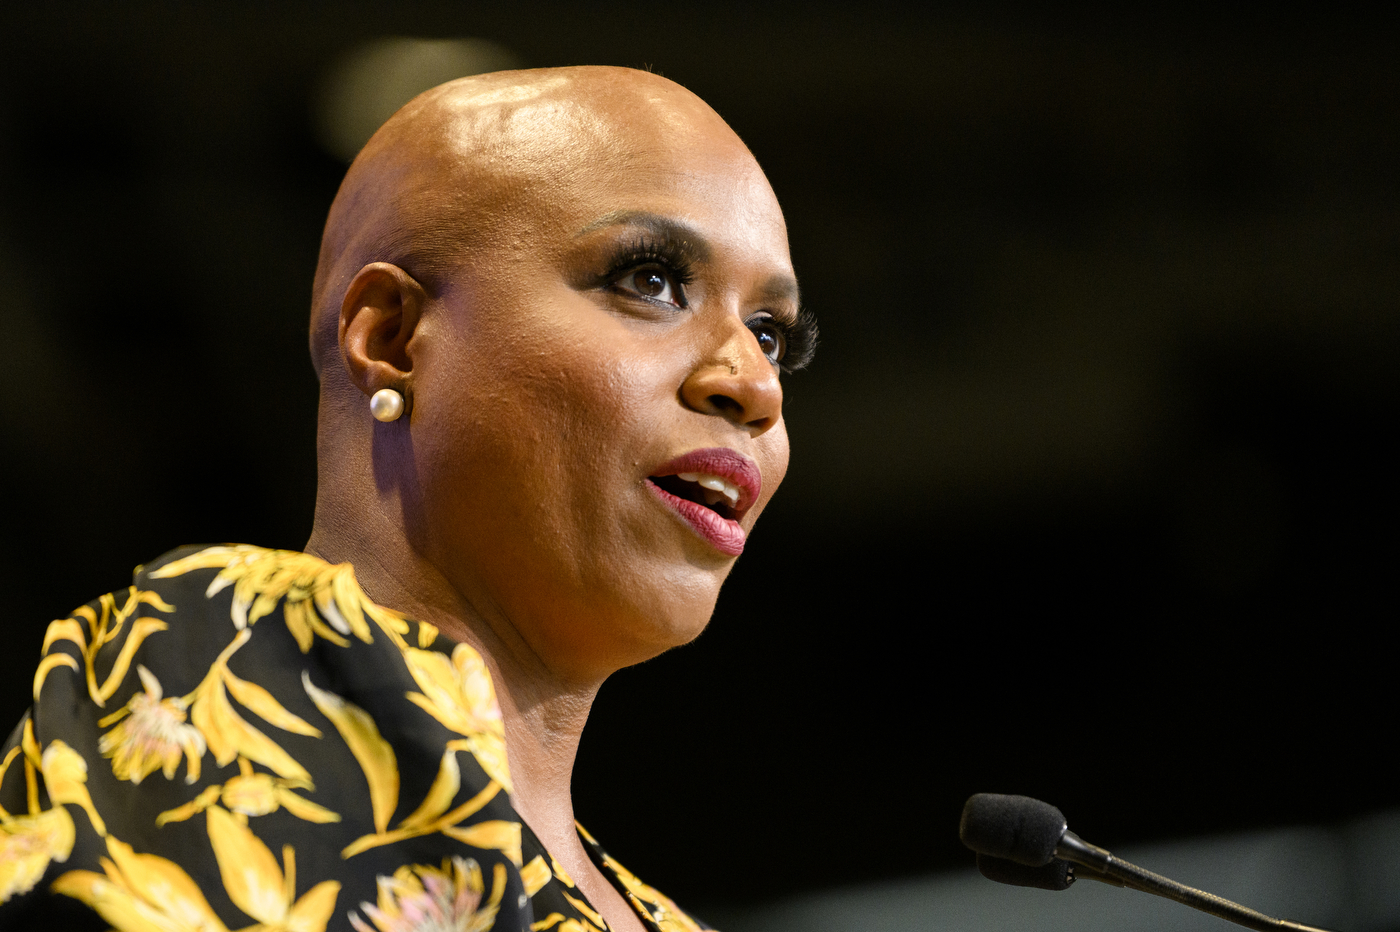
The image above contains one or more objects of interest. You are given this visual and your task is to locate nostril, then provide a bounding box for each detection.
[745,414,774,431]
[708,395,743,417]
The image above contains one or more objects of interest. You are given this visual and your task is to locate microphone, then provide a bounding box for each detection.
[975,853,1076,891]
[959,794,1337,932]
[959,793,1067,866]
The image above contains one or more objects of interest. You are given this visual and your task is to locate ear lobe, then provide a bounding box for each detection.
[339,262,427,398]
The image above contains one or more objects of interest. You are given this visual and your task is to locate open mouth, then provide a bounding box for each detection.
[648,472,742,521]
[645,448,761,556]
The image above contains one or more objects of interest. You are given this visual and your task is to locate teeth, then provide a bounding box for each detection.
[676,472,741,505]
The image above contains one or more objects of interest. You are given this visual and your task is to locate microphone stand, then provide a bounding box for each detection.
[1056,831,1336,932]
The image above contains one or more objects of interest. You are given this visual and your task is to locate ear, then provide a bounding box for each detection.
[339,262,427,400]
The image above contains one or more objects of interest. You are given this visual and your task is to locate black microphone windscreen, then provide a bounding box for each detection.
[976,853,1075,891]
[960,793,1068,866]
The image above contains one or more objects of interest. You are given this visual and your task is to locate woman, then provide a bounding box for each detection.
[0,66,815,931]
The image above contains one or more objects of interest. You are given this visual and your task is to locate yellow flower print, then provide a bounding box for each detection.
[302,675,520,863]
[336,744,518,862]
[36,731,106,837]
[186,629,322,783]
[348,856,506,932]
[597,847,705,932]
[402,643,511,791]
[98,665,207,785]
[0,723,103,903]
[156,758,339,827]
[54,812,339,931]
[34,587,172,707]
[156,785,224,826]
[521,852,608,932]
[220,769,338,824]
[3,716,103,834]
[204,805,340,931]
[301,673,400,835]
[51,834,232,932]
[548,854,575,888]
[0,746,76,904]
[0,806,75,902]
[149,545,412,652]
[520,855,552,897]
[561,892,609,931]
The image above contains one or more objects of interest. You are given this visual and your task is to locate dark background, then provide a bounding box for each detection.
[3,2,1395,916]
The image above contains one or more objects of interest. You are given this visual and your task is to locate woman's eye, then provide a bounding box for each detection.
[614,265,682,306]
[748,318,786,364]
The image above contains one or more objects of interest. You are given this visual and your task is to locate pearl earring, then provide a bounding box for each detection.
[369,388,405,422]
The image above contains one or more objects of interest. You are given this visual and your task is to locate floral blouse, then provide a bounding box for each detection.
[0,545,712,932]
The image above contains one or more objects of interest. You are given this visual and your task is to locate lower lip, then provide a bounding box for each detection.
[645,480,746,556]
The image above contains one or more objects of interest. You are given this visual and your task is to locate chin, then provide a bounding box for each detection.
[615,604,715,660]
[609,578,723,665]
[512,567,718,679]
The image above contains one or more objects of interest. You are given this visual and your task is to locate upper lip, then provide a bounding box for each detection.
[647,447,762,518]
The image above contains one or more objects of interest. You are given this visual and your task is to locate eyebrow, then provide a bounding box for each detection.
[575,210,712,262]
[576,209,802,311]
[754,274,802,315]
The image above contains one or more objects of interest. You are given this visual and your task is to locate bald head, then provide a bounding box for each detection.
[309,66,753,377]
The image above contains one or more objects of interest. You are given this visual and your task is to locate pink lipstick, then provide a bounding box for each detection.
[645,448,763,557]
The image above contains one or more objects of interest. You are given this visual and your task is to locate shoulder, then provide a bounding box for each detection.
[4,544,532,930]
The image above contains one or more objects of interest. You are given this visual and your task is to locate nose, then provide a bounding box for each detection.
[680,316,783,436]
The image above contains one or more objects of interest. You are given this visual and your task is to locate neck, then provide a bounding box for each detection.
[305,504,604,862]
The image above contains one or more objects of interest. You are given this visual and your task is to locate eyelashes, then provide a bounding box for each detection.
[772,306,818,374]
[601,235,698,305]
[599,234,819,373]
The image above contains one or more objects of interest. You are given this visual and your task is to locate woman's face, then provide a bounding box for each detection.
[404,88,807,679]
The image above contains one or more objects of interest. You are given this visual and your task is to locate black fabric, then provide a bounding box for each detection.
[0,544,709,932]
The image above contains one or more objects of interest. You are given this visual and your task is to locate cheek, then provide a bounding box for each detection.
[748,420,791,523]
[414,290,676,545]
[496,325,668,477]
